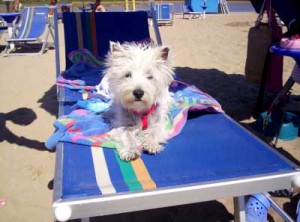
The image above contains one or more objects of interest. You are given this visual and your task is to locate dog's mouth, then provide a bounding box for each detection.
[132,99,148,107]
[127,100,151,113]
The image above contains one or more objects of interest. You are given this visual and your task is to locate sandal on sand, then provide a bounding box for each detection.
[270,189,294,198]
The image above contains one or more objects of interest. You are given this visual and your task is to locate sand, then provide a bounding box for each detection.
[0,11,299,222]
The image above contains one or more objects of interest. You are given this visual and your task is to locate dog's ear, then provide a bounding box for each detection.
[161,47,169,61]
[110,41,123,53]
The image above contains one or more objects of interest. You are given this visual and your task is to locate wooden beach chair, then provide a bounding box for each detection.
[50,6,300,222]
[2,6,55,56]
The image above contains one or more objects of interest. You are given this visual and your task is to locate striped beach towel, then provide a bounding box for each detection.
[46,81,223,150]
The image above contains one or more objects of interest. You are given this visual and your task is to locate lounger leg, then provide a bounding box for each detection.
[233,196,246,222]
[2,43,11,56]
[49,25,55,44]
[7,26,15,49]
[264,193,295,222]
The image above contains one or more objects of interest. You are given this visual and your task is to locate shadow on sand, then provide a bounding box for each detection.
[0,84,58,152]
[38,84,59,117]
[0,107,48,151]
[0,43,54,55]
[175,66,260,122]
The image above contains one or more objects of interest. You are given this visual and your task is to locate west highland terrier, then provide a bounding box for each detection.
[103,41,175,161]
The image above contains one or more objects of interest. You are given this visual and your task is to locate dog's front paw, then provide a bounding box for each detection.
[118,148,141,161]
[142,139,164,154]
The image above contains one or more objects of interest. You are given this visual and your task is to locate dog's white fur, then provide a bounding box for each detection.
[103,41,175,161]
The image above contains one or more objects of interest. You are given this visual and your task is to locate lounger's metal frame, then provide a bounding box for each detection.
[52,5,300,222]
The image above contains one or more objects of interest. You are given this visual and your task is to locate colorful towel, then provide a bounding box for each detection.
[46,81,223,150]
[68,48,105,68]
[56,63,104,92]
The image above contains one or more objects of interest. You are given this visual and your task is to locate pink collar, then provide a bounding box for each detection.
[133,104,157,130]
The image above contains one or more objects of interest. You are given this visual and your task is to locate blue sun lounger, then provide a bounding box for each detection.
[51,8,300,222]
[2,6,54,56]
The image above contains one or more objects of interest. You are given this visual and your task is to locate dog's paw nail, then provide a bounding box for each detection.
[119,149,141,161]
[143,143,164,154]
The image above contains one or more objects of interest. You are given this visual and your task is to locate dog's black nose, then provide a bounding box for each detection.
[133,89,144,99]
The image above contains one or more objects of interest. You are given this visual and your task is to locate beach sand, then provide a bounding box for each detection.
[0,11,299,221]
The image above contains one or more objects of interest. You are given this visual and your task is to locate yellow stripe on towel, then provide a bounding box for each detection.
[131,158,157,190]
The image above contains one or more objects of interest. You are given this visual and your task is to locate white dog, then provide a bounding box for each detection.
[103,41,175,161]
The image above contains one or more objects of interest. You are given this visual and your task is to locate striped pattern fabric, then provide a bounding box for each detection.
[17,7,34,39]
[14,6,49,40]
[63,12,150,69]
[63,143,158,197]
[91,148,157,193]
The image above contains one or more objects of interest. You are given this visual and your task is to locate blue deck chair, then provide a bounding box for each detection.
[182,5,203,19]
[155,3,173,25]
[2,6,55,56]
[185,0,219,14]
[51,7,300,222]
[183,0,221,19]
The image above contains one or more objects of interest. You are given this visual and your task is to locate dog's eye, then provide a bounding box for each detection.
[147,76,153,80]
[125,72,132,78]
